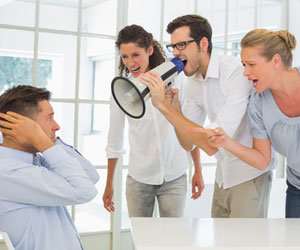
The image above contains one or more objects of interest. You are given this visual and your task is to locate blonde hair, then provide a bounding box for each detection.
[241,29,296,68]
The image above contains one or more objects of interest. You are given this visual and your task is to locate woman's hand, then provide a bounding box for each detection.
[188,126,229,149]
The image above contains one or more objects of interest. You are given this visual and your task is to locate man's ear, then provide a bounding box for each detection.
[200,37,209,52]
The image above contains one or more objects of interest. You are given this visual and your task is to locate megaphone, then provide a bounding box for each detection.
[111,57,185,119]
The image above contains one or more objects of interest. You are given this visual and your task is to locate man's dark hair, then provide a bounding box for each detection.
[0,85,51,119]
[167,14,213,54]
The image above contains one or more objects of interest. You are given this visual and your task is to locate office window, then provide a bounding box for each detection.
[128,0,161,40]
[75,169,110,232]
[198,0,226,40]
[0,49,57,93]
[0,55,50,90]
[79,37,115,100]
[0,0,35,27]
[40,0,78,31]
[163,0,195,41]
[38,32,77,98]
[82,0,117,36]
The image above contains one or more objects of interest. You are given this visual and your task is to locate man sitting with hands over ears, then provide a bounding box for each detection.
[0,85,99,250]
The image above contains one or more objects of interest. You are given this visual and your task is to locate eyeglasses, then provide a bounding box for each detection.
[166,39,200,52]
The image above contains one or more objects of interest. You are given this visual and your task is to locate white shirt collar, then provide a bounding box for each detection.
[192,50,220,81]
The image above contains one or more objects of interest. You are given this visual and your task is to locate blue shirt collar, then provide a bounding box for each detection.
[0,146,34,164]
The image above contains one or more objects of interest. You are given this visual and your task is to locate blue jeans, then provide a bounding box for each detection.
[286,180,300,218]
[126,174,187,217]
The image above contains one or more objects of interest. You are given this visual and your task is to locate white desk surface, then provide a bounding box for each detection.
[130,218,300,250]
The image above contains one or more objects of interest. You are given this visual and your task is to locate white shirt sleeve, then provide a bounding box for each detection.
[214,66,251,138]
[183,77,207,126]
[105,96,126,159]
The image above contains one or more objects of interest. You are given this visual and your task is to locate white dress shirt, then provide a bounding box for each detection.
[106,73,190,185]
[185,51,276,189]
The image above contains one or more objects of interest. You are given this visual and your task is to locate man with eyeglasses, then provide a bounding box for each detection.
[140,14,275,218]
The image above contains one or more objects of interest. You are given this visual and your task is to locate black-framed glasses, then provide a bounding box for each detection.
[166,39,200,52]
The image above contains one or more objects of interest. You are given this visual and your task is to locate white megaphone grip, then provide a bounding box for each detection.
[111,57,185,119]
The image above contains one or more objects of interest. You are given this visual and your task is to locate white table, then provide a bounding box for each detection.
[130,218,300,250]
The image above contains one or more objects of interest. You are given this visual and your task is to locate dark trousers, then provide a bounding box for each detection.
[286,180,300,218]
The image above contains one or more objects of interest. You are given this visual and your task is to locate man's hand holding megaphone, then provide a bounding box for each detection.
[139,68,218,157]
[111,57,184,119]
[139,71,181,112]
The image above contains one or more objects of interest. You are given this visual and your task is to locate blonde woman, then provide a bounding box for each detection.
[203,29,300,218]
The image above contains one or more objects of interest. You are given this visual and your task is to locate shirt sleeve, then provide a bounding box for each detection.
[105,95,126,159]
[54,138,99,184]
[247,90,269,139]
[173,72,187,106]
[183,78,207,126]
[215,65,252,138]
[0,145,98,206]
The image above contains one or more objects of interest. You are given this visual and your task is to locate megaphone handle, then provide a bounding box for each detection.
[141,87,150,98]
[161,67,178,81]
